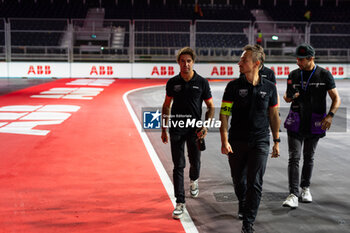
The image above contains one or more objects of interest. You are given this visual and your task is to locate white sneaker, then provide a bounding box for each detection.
[282,194,298,208]
[172,203,185,219]
[301,187,312,203]
[190,179,199,198]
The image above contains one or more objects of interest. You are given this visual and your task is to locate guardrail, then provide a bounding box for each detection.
[0,18,349,63]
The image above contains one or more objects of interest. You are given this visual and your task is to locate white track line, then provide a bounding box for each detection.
[123,85,199,233]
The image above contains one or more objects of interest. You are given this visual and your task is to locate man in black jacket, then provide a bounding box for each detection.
[220,44,280,233]
[161,47,215,219]
[282,43,341,208]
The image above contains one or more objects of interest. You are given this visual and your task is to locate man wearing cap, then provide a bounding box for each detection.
[282,43,341,208]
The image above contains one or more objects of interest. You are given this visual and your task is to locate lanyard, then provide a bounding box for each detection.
[300,65,317,91]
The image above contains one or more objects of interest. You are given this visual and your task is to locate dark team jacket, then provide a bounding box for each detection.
[166,71,212,134]
[222,75,278,143]
[260,65,276,84]
[286,65,336,138]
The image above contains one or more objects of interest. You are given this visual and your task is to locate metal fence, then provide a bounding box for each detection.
[1,18,349,63]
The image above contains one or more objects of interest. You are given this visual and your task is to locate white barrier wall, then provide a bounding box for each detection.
[0,62,348,79]
[0,63,8,77]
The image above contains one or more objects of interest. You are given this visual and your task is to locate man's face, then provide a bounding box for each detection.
[178,54,194,74]
[238,50,255,74]
[297,57,313,70]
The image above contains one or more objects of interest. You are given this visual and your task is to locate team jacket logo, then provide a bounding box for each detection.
[260,91,267,98]
[239,89,248,97]
[174,85,182,92]
[0,105,80,136]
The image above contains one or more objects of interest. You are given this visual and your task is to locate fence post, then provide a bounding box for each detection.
[4,20,11,62]
[129,20,134,63]
[190,21,195,49]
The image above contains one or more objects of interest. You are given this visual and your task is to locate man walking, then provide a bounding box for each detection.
[220,44,280,233]
[161,47,214,219]
[282,43,341,208]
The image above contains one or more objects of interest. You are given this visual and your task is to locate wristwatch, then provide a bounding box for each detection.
[328,111,335,118]
[273,138,281,143]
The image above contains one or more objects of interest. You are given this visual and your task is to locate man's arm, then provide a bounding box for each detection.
[197,98,215,139]
[283,92,300,103]
[161,95,173,144]
[204,98,215,121]
[269,105,280,158]
[220,113,233,155]
[321,88,341,130]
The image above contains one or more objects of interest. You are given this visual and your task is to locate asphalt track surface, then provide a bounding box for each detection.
[128,79,350,233]
[1,78,349,233]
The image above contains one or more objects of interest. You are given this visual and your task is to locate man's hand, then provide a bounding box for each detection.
[196,127,208,139]
[283,92,299,103]
[221,141,233,155]
[321,115,333,131]
[161,130,168,144]
[271,142,280,158]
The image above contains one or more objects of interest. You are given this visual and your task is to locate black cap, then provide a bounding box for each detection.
[294,43,315,58]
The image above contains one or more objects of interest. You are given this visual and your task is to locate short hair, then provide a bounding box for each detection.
[176,47,196,62]
[243,44,265,68]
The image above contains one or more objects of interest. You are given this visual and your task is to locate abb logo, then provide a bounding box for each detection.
[90,66,114,75]
[151,66,175,76]
[270,66,290,76]
[27,65,51,75]
[325,67,344,76]
[211,66,234,76]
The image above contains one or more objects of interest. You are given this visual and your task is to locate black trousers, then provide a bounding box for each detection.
[287,135,319,196]
[170,130,201,203]
[228,139,269,225]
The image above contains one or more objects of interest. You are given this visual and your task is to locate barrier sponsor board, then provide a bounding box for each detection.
[0,62,348,79]
[71,63,132,78]
[133,63,179,78]
[8,62,70,78]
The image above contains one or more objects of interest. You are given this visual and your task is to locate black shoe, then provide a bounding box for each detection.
[241,223,255,233]
[238,201,246,220]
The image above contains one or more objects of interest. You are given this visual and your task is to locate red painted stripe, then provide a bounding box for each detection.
[0,79,185,233]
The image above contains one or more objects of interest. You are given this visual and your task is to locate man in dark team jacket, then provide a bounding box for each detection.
[282,43,341,209]
[220,45,280,233]
[161,47,214,219]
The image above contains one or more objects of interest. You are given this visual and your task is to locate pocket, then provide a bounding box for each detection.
[284,110,300,133]
[310,113,326,134]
